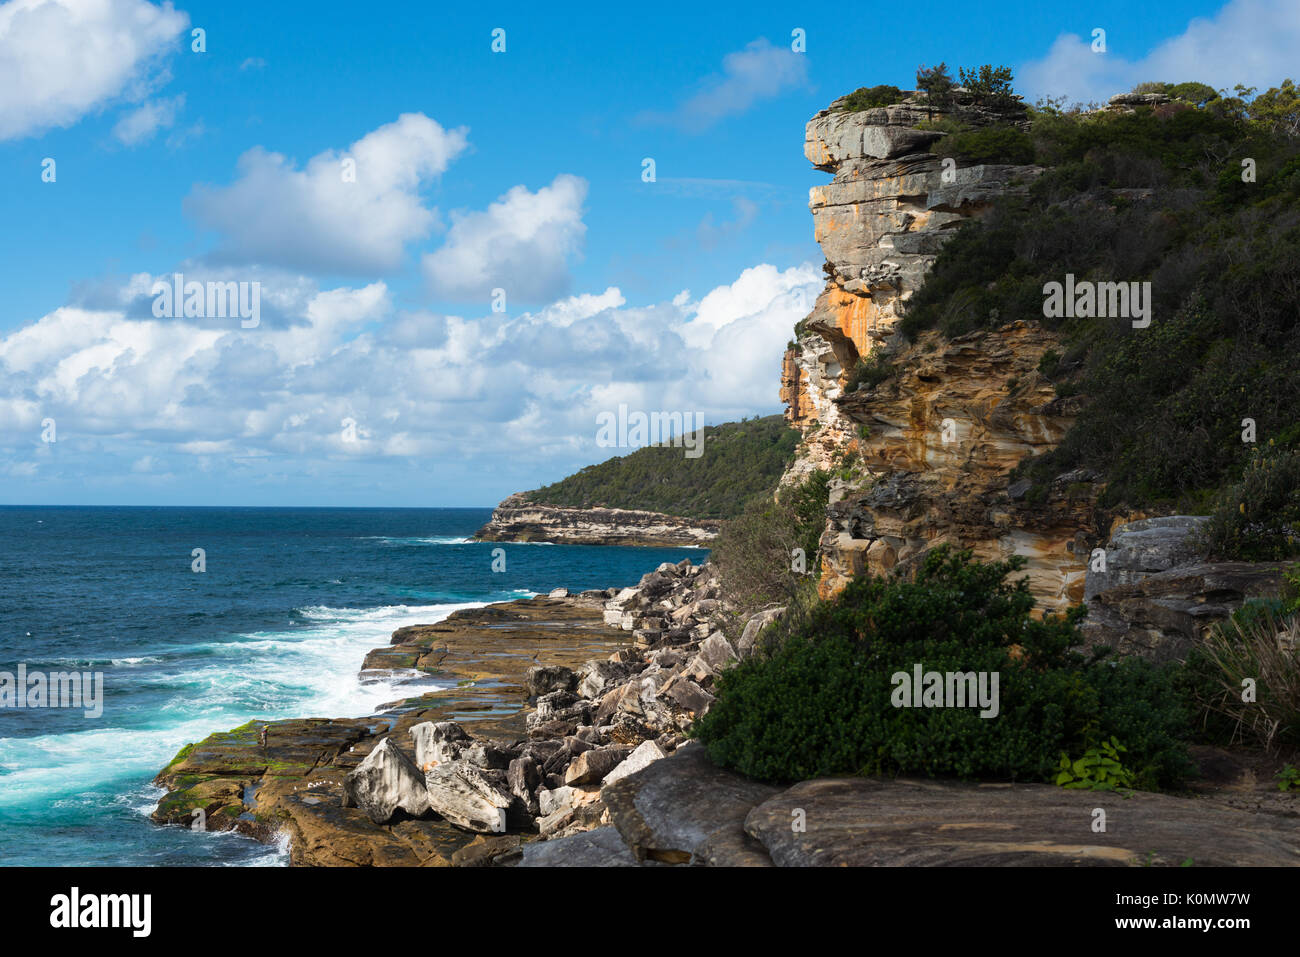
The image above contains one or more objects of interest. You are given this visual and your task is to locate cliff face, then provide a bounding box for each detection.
[782,93,1105,612]
[475,493,720,547]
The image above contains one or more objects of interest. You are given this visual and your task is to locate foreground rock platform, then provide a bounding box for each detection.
[744,777,1300,867]
[152,597,625,866]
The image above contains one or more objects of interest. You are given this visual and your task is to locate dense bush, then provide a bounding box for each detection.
[1200,446,1300,560]
[898,81,1300,511]
[844,347,892,393]
[708,471,830,620]
[525,415,798,520]
[934,125,1035,165]
[694,547,1193,788]
[840,85,904,112]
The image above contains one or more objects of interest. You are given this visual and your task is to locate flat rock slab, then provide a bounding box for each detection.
[512,827,641,867]
[745,777,1300,867]
[602,742,781,864]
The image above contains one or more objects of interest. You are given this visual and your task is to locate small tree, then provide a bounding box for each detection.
[958,64,1017,109]
[916,62,954,119]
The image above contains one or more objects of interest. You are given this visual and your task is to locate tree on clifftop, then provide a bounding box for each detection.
[916,62,954,118]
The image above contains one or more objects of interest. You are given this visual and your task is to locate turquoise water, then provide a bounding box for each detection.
[0,506,701,866]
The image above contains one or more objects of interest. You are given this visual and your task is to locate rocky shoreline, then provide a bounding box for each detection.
[150,560,761,865]
[152,553,1300,867]
[474,492,720,547]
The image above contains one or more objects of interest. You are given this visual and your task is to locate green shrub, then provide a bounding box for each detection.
[934,125,1035,165]
[840,85,904,112]
[694,547,1193,787]
[1056,737,1135,791]
[844,348,892,393]
[1201,446,1300,560]
[709,471,830,620]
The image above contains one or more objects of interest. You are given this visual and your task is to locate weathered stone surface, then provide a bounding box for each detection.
[1084,516,1210,599]
[696,633,738,671]
[1081,561,1287,661]
[744,777,1300,866]
[341,737,430,825]
[664,679,715,717]
[424,761,512,834]
[737,606,786,657]
[564,746,630,786]
[601,743,781,863]
[524,664,578,697]
[603,739,667,787]
[780,94,1111,615]
[410,721,472,770]
[474,493,721,546]
[511,826,640,867]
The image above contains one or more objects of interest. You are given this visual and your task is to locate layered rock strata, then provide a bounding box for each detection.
[780,92,1110,612]
[475,493,720,547]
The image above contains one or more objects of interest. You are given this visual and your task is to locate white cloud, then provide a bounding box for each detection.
[112,93,183,145]
[1019,0,1300,106]
[644,38,810,131]
[0,0,188,140]
[185,113,469,274]
[422,174,588,302]
[0,262,819,491]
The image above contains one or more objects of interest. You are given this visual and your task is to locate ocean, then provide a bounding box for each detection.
[0,506,703,866]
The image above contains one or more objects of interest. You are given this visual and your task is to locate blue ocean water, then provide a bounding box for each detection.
[0,506,703,866]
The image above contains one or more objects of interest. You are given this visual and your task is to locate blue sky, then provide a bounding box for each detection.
[0,0,1291,506]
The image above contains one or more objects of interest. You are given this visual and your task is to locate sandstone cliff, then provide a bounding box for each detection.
[475,493,720,547]
[781,91,1107,612]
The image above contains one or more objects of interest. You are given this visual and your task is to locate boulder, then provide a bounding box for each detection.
[511,826,640,867]
[524,664,578,697]
[664,679,715,717]
[507,756,540,809]
[737,607,786,658]
[1084,516,1210,599]
[564,746,630,786]
[548,587,570,598]
[602,739,667,787]
[340,738,430,825]
[601,742,781,863]
[696,633,738,671]
[424,761,514,833]
[410,721,472,770]
[1082,561,1287,661]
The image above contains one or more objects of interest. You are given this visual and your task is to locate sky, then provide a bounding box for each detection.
[1,0,1296,506]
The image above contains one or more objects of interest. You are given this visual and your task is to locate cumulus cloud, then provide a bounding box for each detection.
[421,174,588,303]
[0,0,188,140]
[1019,0,1300,106]
[185,113,469,274]
[0,262,819,495]
[642,38,810,131]
[112,93,184,145]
